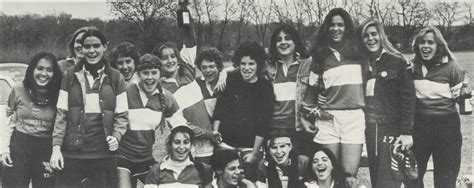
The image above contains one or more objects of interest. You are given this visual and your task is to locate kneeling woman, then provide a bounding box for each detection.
[210,150,255,188]
[256,130,309,188]
[144,125,213,187]
[1,52,61,188]
[304,148,349,188]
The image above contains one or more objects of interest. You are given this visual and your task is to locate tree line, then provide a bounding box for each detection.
[1,0,474,63]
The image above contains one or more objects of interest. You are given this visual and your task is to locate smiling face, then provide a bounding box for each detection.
[219,159,242,186]
[312,151,334,182]
[239,56,258,83]
[329,15,345,43]
[363,25,381,54]
[82,36,107,65]
[200,59,219,83]
[117,56,136,81]
[276,31,295,58]
[138,68,161,95]
[74,32,85,60]
[418,32,437,61]
[170,132,192,162]
[268,137,292,166]
[159,47,179,77]
[33,58,54,87]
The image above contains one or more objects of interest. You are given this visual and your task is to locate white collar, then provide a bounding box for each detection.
[160,156,194,171]
[136,82,160,96]
[375,48,387,62]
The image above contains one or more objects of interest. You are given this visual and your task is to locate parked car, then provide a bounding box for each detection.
[0,75,14,175]
[0,63,28,83]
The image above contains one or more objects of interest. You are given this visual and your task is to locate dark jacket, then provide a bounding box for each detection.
[257,155,309,188]
[365,52,415,135]
[52,60,128,158]
[213,72,274,148]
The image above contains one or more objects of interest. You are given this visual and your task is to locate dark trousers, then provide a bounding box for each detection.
[413,113,461,188]
[365,123,417,188]
[2,131,54,188]
[55,157,117,188]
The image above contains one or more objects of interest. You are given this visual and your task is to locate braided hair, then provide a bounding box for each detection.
[137,54,168,131]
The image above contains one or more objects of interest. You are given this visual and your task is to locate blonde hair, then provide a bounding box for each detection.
[412,26,455,61]
[359,19,405,60]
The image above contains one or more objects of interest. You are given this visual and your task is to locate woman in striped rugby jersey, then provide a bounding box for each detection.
[411,26,468,188]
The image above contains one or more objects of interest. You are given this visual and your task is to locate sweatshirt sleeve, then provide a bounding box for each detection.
[112,74,129,141]
[0,87,19,154]
[256,80,274,138]
[398,59,416,135]
[52,73,70,146]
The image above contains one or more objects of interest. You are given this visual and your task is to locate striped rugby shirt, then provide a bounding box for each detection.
[119,83,179,162]
[54,62,128,159]
[413,56,464,115]
[162,45,216,158]
[271,60,300,129]
[320,49,365,110]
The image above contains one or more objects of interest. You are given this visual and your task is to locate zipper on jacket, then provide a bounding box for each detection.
[375,123,378,156]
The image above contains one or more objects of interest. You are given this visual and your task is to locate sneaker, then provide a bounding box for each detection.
[390,143,405,181]
[402,148,418,179]
[317,108,334,120]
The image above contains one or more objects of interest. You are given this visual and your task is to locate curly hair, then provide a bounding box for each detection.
[232,41,267,76]
[195,46,223,71]
[269,24,309,61]
[23,52,62,105]
[109,42,140,69]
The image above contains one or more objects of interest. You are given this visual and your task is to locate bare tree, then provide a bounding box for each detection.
[217,0,237,50]
[235,0,251,46]
[110,1,172,51]
[433,2,469,41]
[249,0,274,46]
[395,0,430,48]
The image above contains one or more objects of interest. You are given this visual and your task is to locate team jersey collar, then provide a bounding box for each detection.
[160,156,194,171]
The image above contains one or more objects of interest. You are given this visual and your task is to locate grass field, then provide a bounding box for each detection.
[152,52,473,188]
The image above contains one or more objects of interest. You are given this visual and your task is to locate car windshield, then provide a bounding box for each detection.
[0,67,26,82]
[0,79,12,105]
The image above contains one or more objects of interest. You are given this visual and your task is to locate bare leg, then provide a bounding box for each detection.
[117,167,132,188]
[341,143,363,176]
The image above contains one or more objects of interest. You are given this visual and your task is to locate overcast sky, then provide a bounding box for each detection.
[2,0,474,21]
[0,0,112,19]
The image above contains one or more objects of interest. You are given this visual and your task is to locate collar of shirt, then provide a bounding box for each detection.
[205,81,215,96]
[82,65,105,89]
[329,47,341,62]
[369,48,387,72]
[278,59,300,77]
[136,83,160,106]
[160,156,194,171]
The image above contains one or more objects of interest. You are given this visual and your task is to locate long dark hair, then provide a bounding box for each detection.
[265,130,301,188]
[23,52,62,105]
[311,8,361,73]
[305,147,349,186]
[269,24,309,62]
